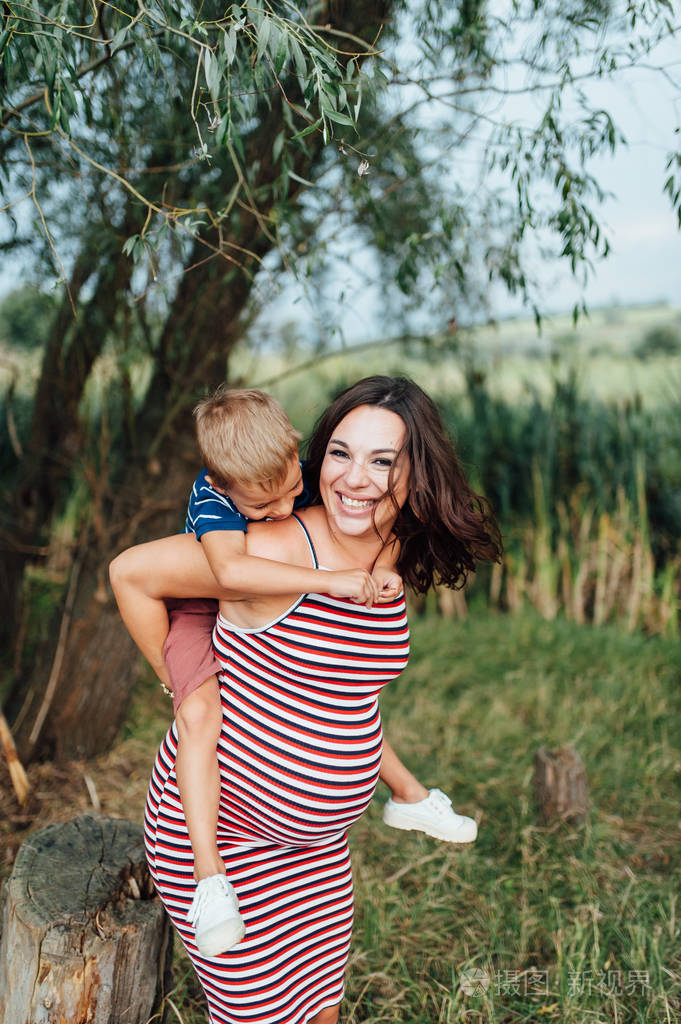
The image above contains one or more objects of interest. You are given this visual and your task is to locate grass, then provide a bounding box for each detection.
[3,607,678,1023]
[347,610,680,1023]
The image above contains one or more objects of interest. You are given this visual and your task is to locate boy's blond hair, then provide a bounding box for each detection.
[194,386,300,491]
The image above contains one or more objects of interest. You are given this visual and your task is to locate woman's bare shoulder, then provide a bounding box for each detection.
[245,515,313,566]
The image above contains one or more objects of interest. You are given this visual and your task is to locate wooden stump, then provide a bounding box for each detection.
[533,745,589,825]
[0,814,173,1024]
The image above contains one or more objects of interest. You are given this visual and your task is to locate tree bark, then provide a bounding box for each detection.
[0,814,172,1024]
[533,745,589,825]
[0,226,137,652]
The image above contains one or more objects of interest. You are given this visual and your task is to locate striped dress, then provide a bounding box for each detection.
[144,519,410,1024]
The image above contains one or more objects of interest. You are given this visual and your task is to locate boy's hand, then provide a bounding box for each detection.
[325,569,380,607]
[372,566,403,603]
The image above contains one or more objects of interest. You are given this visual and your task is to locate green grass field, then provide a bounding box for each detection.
[130,608,679,1023]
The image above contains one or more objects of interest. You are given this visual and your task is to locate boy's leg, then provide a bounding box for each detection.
[165,598,226,878]
[380,735,478,843]
[165,600,245,954]
[175,676,225,880]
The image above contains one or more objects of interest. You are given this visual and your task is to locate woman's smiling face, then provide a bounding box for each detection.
[319,405,410,540]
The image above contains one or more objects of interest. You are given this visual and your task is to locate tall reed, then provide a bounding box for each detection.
[434,368,680,635]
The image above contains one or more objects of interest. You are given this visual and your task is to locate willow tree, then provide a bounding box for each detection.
[1,0,678,760]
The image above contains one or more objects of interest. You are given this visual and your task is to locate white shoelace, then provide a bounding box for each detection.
[186,875,234,925]
[427,789,453,814]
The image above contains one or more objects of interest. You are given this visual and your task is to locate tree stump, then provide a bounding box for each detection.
[533,745,589,825]
[0,814,172,1024]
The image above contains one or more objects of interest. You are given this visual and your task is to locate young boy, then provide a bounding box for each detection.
[110,387,476,959]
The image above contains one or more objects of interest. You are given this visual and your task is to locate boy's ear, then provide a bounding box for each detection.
[205,474,229,495]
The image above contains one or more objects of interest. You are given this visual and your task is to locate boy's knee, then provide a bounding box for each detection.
[108,551,129,589]
[177,680,221,738]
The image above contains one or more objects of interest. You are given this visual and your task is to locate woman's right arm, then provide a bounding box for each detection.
[109,534,222,683]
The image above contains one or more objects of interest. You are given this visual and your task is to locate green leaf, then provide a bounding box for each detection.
[272,130,285,162]
[290,37,306,79]
[256,16,271,60]
[323,107,355,127]
[34,32,51,65]
[231,94,247,121]
[204,48,221,101]
[353,80,362,121]
[253,59,266,96]
[122,235,140,257]
[311,47,337,73]
[288,170,317,188]
[274,33,289,76]
[267,22,282,62]
[57,101,71,134]
[62,77,77,114]
[110,26,128,55]
[216,116,229,147]
[290,116,322,141]
[224,25,237,65]
[43,49,57,92]
[303,76,316,107]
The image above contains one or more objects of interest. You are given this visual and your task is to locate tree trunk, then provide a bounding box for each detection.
[7,430,198,762]
[0,814,172,1024]
[533,745,589,825]
[0,226,137,652]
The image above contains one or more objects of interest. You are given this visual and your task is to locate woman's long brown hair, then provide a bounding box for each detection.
[305,376,502,594]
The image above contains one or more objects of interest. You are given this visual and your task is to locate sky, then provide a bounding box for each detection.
[493,49,681,318]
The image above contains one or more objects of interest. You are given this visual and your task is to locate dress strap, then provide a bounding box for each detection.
[291,513,318,569]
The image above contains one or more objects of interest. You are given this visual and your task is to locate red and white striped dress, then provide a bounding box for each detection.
[144,518,409,1024]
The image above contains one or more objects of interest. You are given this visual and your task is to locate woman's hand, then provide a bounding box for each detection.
[324,569,380,607]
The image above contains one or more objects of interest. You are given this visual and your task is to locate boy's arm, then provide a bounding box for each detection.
[191,465,379,604]
[202,530,381,606]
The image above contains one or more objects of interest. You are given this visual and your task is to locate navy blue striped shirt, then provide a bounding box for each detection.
[185,463,310,539]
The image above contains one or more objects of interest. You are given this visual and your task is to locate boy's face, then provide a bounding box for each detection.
[209,456,304,521]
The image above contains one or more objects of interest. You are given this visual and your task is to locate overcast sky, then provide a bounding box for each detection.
[494,49,681,317]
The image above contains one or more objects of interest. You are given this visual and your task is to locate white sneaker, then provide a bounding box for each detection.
[187,874,246,956]
[382,788,478,843]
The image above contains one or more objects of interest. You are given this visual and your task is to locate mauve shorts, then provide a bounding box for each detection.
[162,598,221,713]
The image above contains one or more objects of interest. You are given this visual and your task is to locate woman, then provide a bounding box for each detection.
[138,377,500,1024]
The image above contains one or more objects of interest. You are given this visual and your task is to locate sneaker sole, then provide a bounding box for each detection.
[196,919,246,957]
[382,809,477,844]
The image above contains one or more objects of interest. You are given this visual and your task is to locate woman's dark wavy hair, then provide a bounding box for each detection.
[305,376,503,594]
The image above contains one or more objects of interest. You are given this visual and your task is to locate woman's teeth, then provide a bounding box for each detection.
[340,495,374,509]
